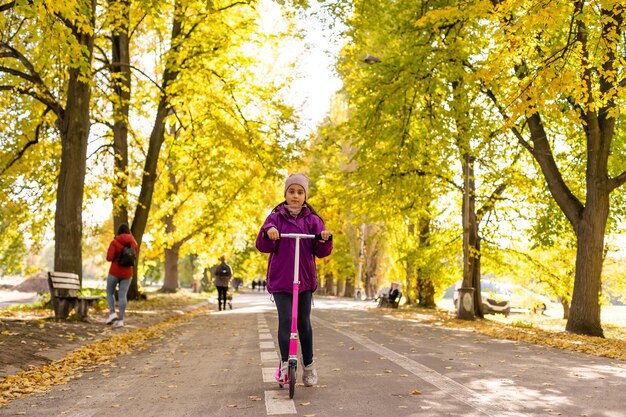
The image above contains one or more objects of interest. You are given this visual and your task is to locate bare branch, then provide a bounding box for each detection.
[87,143,114,160]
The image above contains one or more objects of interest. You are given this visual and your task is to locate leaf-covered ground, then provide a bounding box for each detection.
[0,291,208,406]
[376,305,626,361]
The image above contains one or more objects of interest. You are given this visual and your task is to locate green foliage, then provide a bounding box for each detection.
[6,292,50,312]
[142,260,164,287]
[178,254,195,288]
[77,287,105,298]
[512,320,534,329]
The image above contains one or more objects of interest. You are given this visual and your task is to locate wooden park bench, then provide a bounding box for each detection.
[47,272,102,320]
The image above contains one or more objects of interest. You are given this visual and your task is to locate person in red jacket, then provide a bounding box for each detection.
[105,223,138,328]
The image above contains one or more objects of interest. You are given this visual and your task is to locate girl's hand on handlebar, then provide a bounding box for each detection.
[320,230,332,242]
[266,227,280,240]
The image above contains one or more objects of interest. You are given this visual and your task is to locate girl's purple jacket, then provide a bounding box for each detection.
[256,204,333,294]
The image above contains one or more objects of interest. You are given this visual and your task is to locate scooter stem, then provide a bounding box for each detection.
[289,237,301,360]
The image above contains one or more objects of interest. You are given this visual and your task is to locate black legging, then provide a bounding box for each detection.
[216,286,228,310]
[273,291,313,366]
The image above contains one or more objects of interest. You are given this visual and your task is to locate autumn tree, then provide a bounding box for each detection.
[475,1,626,336]
[96,0,290,298]
[329,0,522,313]
[105,0,132,229]
[1,0,96,280]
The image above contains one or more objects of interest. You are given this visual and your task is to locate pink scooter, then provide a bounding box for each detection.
[270,232,326,399]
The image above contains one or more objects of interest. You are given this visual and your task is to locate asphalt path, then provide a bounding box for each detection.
[2,292,625,416]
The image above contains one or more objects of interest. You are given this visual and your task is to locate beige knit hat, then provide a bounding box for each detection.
[284,173,309,200]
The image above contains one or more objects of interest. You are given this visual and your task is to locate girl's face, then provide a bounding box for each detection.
[285,184,306,206]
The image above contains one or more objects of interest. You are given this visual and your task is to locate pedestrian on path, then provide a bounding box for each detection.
[212,255,233,311]
[105,223,138,328]
[256,173,333,387]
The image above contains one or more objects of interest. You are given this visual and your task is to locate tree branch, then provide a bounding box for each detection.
[1,108,50,176]
[87,143,114,160]
[0,41,42,81]
[0,84,63,117]
[0,65,41,84]
[0,1,17,13]
[0,41,63,116]
[608,171,626,191]
[477,182,507,223]
[478,84,533,153]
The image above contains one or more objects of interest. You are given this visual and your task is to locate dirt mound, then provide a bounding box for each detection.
[13,273,49,292]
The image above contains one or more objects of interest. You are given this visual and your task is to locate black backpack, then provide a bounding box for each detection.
[217,264,230,277]
[118,244,136,267]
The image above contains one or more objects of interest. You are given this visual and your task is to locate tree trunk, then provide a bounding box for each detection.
[162,243,181,292]
[342,279,352,298]
[357,223,366,297]
[128,102,169,299]
[417,272,435,307]
[461,152,483,318]
[324,273,334,295]
[417,216,436,308]
[53,3,95,282]
[110,0,131,230]
[363,269,371,299]
[402,263,412,305]
[160,165,180,293]
[561,298,570,320]
[566,192,609,336]
[128,1,183,300]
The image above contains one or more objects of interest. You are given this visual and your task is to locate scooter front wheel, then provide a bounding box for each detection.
[288,364,296,398]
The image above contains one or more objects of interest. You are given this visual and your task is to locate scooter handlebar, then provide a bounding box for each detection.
[263,232,332,241]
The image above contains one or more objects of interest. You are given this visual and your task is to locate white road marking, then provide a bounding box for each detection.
[258,313,295,415]
[265,390,296,415]
[260,341,275,349]
[261,350,278,363]
[315,316,521,417]
[262,367,277,383]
